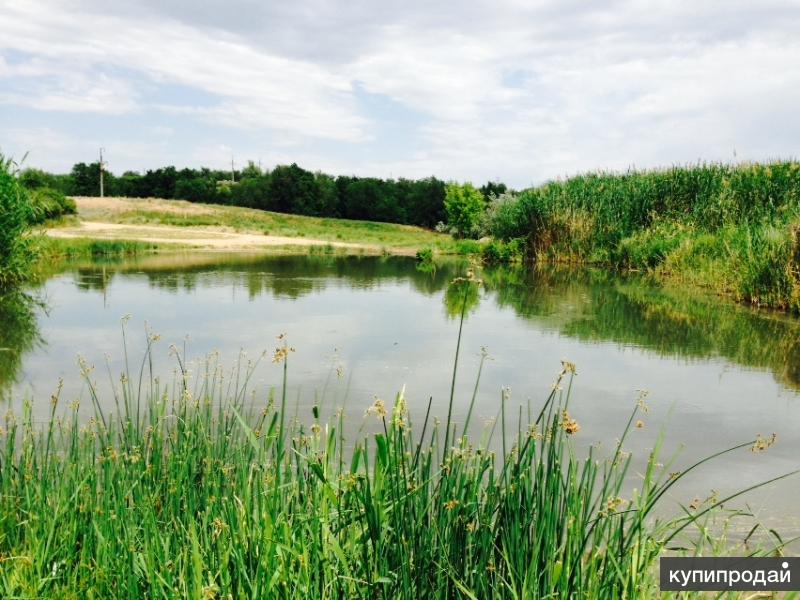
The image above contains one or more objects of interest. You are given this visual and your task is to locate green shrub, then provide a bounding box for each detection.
[614,221,694,269]
[0,156,33,286]
[415,247,433,262]
[482,191,524,238]
[482,238,524,264]
[445,182,485,238]
[28,187,77,224]
[735,223,799,309]
[489,161,800,310]
[19,167,64,192]
[453,239,482,255]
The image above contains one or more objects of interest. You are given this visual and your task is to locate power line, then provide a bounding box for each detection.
[99,147,106,197]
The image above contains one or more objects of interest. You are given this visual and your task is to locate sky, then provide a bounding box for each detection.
[1,0,799,188]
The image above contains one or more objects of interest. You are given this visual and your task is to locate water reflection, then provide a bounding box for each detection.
[3,251,799,531]
[0,290,42,396]
[2,253,800,399]
[70,253,462,300]
[482,266,800,390]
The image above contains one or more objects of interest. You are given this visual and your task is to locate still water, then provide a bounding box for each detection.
[2,252,799,532]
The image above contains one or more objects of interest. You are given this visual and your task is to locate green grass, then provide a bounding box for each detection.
[22,237,165,283]
[0,155,34,287]
[35,237,163,260]
[27,188,76,225]
[78,197,473,255]
[0,287,795,598]
[489,161,800,311]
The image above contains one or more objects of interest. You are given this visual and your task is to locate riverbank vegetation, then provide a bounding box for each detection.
[16,159,800,310]
[63,195,469,254]
[0,317,792,598]
[0,156,33,286]
[1,154,80,286]
[0,290,40,393]
[35,237,161,261]
[22,162,496,229]
[485,161,800,311]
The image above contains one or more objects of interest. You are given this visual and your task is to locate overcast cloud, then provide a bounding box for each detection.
[1,0,798,187]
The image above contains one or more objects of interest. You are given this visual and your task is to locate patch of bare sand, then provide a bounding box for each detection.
[46,221,380,252]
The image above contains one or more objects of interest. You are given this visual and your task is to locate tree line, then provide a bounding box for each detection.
[21,161,508,230]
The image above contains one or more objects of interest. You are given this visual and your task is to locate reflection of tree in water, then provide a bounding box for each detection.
[66,254,463,301]
[483,265,800,390]
[58,254,800,390]
[0,291,42,397]
[443,275,482,319]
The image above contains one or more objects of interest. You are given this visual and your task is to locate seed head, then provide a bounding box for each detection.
[366,397,387,418]
[561,411,580,435]
[751,433,777,453]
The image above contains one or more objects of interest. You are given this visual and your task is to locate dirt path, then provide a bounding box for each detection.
[46,221,377,252]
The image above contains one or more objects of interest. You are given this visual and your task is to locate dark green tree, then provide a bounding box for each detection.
[269,164,318,215]
[480,181,508,202]
[69,162,101,196]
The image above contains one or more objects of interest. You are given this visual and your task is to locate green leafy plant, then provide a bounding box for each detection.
[0,311,794,597]
[0,155,34,286]
[445,182,485,238]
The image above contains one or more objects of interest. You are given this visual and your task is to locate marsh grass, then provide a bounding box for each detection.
[0,155,34,287]
[490,162,800,311]
[35,237,162,259]
[0,295,796,598]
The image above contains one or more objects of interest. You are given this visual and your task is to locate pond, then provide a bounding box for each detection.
[3,251,800,534]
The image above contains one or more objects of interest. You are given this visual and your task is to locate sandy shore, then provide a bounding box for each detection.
[44,197,426,254]
[46,221,377,251]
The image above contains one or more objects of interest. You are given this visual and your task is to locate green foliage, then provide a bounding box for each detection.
[0,331,789,598]
[27,187,77,224]
[452,239,482,255]
[479,180,508,202]
[19,167,70,192]
[55,160,452,229]
[0,291,40,393]
[481,238,524,264]
[445,182,485,238]
[0,156,34,286]
[482,191,523,239]
[174,177,218,203]
[415,247,434,263]
[415,248,436,273]
[614,220,694,269]
[69,161,102,196]
[36,237,161,261]
[490,162,800,310]
[736,224,800,309]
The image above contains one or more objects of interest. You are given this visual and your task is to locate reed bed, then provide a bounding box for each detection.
[0,305,794,598]
[490,162,800,311]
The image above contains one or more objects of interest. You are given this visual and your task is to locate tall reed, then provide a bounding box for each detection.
[0,317,794,598]
[488,161,800,311]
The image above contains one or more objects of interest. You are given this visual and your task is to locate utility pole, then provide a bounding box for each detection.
[231,156,235,183]
[99,147,106,197]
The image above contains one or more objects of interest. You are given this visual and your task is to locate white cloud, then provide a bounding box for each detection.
[0,0,367,141]
[0,74,140,115]
[1,0,798,185]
